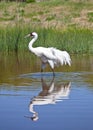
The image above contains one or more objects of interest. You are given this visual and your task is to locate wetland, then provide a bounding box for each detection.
[0,53,93,130]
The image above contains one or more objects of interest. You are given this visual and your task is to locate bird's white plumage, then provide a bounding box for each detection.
[49,47,71,66]
[26,32,71,75]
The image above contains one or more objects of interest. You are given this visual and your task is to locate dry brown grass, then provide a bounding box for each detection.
[0,0,93,29]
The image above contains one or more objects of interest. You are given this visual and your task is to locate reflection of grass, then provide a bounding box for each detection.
[0,25,93,54]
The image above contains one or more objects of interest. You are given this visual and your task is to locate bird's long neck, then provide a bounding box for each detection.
[28,35,38,52]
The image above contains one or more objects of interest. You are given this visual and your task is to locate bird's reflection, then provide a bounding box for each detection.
[26,76,71,121]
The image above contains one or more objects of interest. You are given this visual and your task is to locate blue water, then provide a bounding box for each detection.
[0,71,93,130]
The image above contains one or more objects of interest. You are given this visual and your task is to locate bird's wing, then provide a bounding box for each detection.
[33,47,55,59]
[50,47,71,66]
[41,48,56,60]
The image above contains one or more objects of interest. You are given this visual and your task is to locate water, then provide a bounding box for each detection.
[0,53,93,130]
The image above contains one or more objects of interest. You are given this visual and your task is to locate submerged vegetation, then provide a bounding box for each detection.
[0,0,93,54]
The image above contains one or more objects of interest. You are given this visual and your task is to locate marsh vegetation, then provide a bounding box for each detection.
[0,0,93,54]
[0,1,93,129]
[0,26,93,54]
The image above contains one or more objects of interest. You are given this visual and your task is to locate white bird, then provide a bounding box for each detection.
[25,32,71,76]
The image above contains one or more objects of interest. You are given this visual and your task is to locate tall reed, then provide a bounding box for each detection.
[0,25,93,54]
[37,27,93,54]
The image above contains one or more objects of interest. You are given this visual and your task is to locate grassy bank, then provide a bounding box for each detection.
[0,0,93,29]
[0,25,93,54]
[0,0,93,54]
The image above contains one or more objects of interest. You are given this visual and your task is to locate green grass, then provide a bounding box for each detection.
[37,27,93,54]
[0,25,93,54]
[0,0,93,28]
[87,11,93,22]
[0,0,93,54]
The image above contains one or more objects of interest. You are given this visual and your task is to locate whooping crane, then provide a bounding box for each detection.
[25,32,71,76]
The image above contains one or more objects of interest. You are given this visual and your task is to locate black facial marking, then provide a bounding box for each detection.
[30,33,33,37]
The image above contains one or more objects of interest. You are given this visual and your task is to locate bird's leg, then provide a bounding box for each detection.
[41,62,46,76]
[41,68,43,77]
[48,60,55,77]
[41,68,43,73]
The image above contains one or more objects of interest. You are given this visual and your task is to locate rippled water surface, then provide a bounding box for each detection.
[0,53,93,130]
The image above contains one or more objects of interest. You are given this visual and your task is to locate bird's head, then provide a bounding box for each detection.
[24,32,38,38]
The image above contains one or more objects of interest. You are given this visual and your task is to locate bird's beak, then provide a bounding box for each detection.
[24,34,30,38]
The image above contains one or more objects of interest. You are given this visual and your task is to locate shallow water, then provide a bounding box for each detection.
[0,53,93,130]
